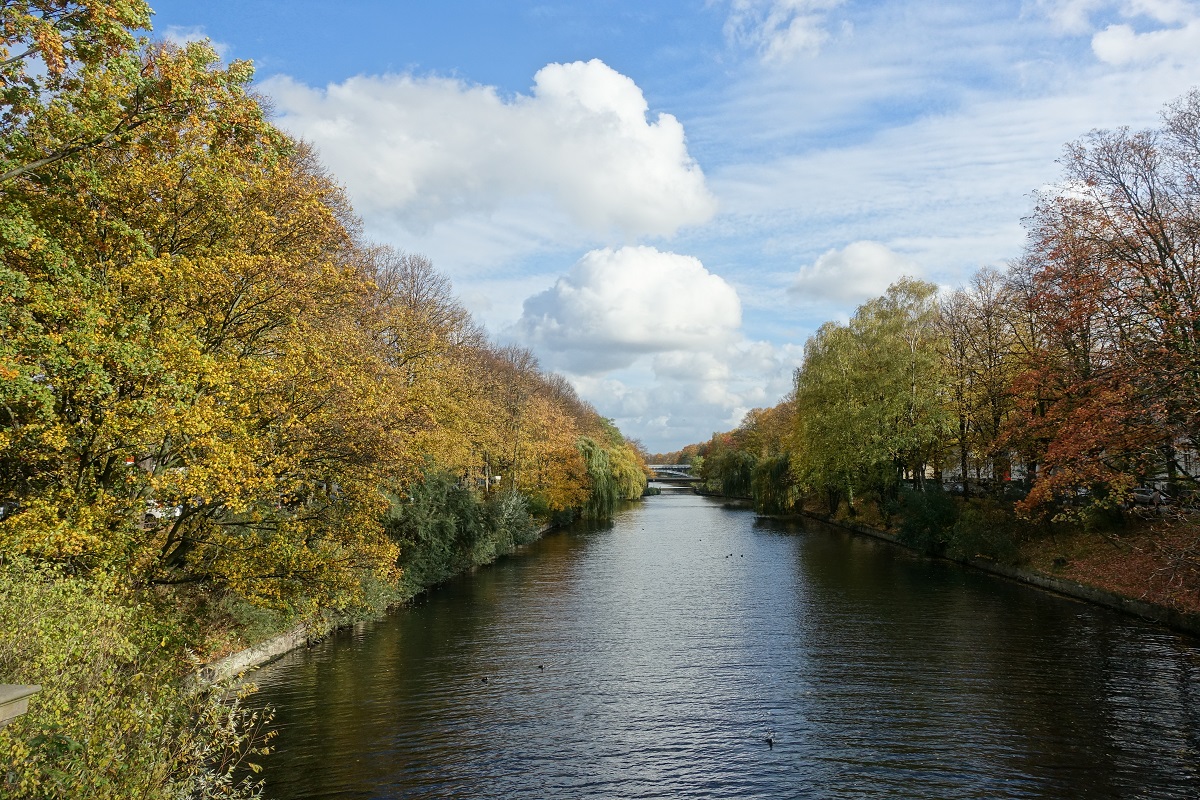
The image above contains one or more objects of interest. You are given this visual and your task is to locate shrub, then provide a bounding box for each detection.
[948,500,1021,563]
[384,471,485,592]
[384,472,542,594]
[0,558,271,800]
[897,486,958,555]
[488,491,539,547]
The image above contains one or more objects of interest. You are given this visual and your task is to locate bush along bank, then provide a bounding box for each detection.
[0,3,653,793]
[2,453,648,799]
[0,558,274,800]
[202,477,557,683]
[770,490,1200,638]
[385,473,548,599]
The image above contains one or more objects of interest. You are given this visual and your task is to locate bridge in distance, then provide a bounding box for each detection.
[646,464,700,484]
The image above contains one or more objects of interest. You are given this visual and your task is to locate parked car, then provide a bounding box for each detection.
[144,500,182,521]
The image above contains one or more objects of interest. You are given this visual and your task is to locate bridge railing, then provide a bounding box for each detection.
[646,465,699,481]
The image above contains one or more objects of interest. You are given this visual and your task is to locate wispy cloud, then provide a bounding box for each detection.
[161,25,231,59]
[723,0,847,62]
[705,0,1200,306]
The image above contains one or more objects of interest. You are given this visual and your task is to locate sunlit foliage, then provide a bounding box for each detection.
[0,4,646,794]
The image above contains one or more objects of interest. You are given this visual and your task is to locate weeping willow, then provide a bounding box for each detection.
[751,453,798,515]
[609,443,648,501]
[578,437,619,521]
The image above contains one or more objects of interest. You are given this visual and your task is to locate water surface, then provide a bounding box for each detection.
[254,492,1200,799]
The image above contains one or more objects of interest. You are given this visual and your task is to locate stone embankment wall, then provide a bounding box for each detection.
[199,625,314,684]
[198,523,557,682]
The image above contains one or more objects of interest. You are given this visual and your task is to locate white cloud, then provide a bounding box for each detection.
[1032,0,1113,33]
[1092,18,1200,64]
[652,351,731,381]
[161,26,231,59]
[566,335,801,450]
[513,246,742,374]
[789,241,921,305]
[1124,0,1196,24]
[565,336,800,451]
[262,59,716,239]
[724,0,846,61]
[1032,0,1200,42]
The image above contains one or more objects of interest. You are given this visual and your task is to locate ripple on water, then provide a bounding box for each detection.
[253,495,1200,800]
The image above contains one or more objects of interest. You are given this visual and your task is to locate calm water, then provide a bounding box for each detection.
[253,491,1200,799]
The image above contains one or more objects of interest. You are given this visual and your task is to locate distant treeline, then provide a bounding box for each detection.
[655,88,1200,543]
[0,4,646,798]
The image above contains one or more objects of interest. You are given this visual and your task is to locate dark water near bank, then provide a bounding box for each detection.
[254,491,1200,799]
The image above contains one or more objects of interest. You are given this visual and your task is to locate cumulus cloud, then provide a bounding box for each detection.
[567,337,800,451]
[513,246,742,374]
[512,249,803,449]
[789,241,920,305]
[262,59,716,238]
[724,0,846,62]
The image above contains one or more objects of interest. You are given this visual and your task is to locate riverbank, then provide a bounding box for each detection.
[252,488,1200,799]
[199,522,558,682]
[214,497,1200,682]
[786,509,1200,638]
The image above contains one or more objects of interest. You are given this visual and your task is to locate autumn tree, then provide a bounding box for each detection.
[1009,89,1200,518]
[0,38,401,605]
[791,321,864,512]
[937,267,1019,495]
[0,1,246,184]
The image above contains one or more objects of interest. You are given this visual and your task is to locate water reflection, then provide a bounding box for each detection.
[254,494,1200,799]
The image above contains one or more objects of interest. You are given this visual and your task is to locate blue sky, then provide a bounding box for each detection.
[148,0,1200,452]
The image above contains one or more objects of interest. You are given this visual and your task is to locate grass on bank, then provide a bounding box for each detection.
[810,486,1200,618]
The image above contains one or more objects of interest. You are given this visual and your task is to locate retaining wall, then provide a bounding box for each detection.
[197,523,558,682]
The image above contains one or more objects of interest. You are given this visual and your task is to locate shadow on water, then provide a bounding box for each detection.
[253,495,1200,800]
[757,515,1200,798]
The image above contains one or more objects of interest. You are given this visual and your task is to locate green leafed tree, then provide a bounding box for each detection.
[792,278,952,514]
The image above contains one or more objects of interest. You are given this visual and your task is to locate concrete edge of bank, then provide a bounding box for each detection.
[198,624,314,684]
[782,510,1200,638]
[196,523,558,685]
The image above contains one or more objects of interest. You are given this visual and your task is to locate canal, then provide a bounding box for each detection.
[253,491,1200,799]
